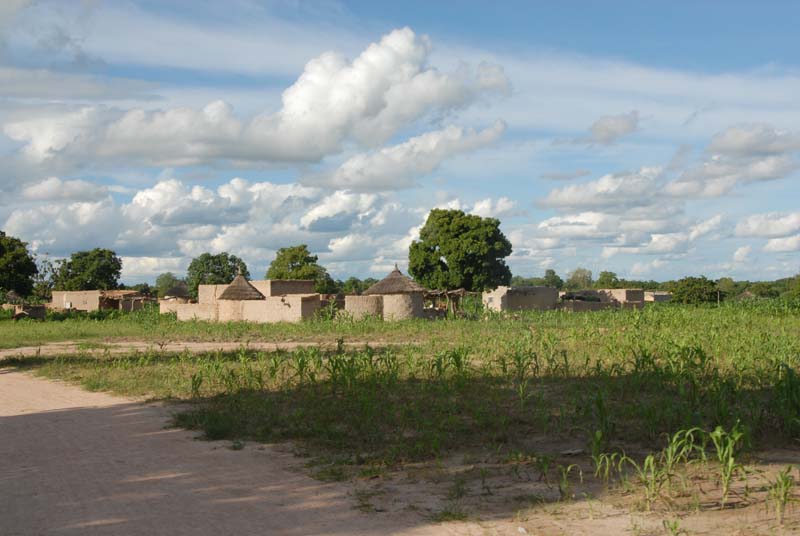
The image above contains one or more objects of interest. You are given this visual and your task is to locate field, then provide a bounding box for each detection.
[3,300,800,533]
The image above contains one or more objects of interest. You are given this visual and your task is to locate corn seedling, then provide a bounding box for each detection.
[708,423,745,509]
[766,466,796,525]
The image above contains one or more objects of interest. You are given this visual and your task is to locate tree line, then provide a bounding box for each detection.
[2,209,799,304]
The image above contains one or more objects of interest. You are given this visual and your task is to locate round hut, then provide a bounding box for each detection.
[344,294,383,320]
[362,266,425,320]
[217,274,265,322]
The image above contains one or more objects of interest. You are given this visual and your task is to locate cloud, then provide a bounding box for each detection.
[763,235,800,253]
[540,169,591,181]
[542,167,662,211]
[664,124,800,198]
[21,177,108,202]
[630,258,666,276]
[601,214,722,257]
[305,121,505,191]
[470,196,517,218]
[707,124,800,156]
[3,28,508,168]
[299,191,378,232]
[572,110,639,145]
[735,212,800,238]
[732,245,751,263]
[0,67,159,101]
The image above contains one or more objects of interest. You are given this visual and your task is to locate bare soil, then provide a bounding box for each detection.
[1,370,797,535]
[0,339,398,360]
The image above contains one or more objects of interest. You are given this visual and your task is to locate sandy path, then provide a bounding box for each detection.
[0,371,483,536]
[0,340,401,360]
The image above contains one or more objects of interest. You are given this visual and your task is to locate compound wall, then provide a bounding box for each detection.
[483,286,559,312]
[598,289,645,303]
[197,285,229,305]
[175,304,219,321]
[51,290,102,311]
[253,280,316,297]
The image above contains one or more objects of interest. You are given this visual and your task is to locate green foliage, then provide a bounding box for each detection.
[339,277,378,295]
[155,272,185,298]
[511,269,564,289]
[186,252,248,299]
[543,268,564,289]
[53,248,122,291]
[671,276,718,305]
[565,267,593,290]
[266,244,334,294]
[0,230,38,297]
[594,271,620,289]
[408,208,512,291]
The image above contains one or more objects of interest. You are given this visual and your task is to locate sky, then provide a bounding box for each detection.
[1,0,799,284]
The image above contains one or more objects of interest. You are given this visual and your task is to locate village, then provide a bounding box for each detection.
[4,267,673,323]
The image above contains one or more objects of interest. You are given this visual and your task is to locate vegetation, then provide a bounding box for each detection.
[266,244,336,293]
[670,275,719,304]
[53,248,122,291]
[409,208,512,291]
[0,230,38,296]
[564,267,593,290]
[3,298,800,521]
[155,272,186,298]
[186,252,248,298]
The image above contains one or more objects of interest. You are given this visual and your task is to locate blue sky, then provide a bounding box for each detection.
[0,0,798,284]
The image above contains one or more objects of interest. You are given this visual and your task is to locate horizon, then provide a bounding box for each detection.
[1,1,799,286]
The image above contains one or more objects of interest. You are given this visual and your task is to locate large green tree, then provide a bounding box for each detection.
[186,252,248,298]
[408,209,512,291]
[155,272,186,298]
[53,248,122,291]
[565,267,593,290]
[542,269,564,289]
[0,231,38,297]
[594,271,620,289]
[266,245,336,293]
[671,276,718,304]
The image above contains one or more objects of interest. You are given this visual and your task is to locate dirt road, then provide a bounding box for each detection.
[0,370,479,536]
[0,340,398,360]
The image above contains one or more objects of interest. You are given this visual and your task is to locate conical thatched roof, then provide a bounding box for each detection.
[363,266,425,295]
[218,275,265,300]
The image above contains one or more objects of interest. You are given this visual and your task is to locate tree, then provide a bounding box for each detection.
[595,271,620,289]
[186,252,248,298]
[31,253,56,301]
[671,276,718,305]
[155,272,185,298]
[0,231,38,297]
[565,267,593,290]
[789,274,800,298]
[715,277,737,299]
[542,269,564,289]
[408,209,512,291]
[340,276,377,295]
[266,245,334,293]
[53,248,122,291]
[748,281,779,298]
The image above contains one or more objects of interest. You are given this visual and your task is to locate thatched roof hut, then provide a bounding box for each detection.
[363,266,425,295]
[218,275,265,300]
